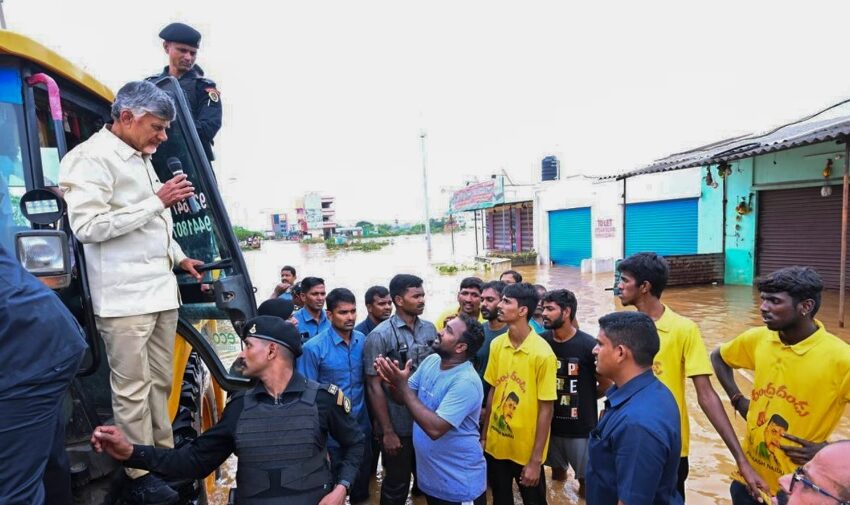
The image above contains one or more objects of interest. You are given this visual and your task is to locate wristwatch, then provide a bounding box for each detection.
[337,480,351,494]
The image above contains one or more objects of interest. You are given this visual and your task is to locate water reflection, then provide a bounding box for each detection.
[210,231,850,505]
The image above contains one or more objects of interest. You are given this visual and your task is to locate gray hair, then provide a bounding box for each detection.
[110,81,176,121]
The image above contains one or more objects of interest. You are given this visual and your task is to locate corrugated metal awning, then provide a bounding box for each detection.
[616,106,850,179]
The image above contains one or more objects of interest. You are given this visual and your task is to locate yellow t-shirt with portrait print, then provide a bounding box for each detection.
[484,330,558,466]
[435,305,486,331]
[651,305,714,457]
[720,323,850,494]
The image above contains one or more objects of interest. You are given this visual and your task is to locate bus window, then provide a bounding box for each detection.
[151,122,223,273]
[33,88,104,185]
[0,69,29,252]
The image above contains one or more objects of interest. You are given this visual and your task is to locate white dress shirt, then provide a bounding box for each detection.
[59,126,186,317]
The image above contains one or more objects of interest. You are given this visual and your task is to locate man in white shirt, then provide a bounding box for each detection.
[60,81,202,504]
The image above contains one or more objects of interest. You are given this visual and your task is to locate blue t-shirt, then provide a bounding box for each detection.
[529,318,545,334]
[408,354,486,502]
[276,291,293,301]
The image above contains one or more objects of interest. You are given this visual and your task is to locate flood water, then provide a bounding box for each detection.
[210,230,850,505]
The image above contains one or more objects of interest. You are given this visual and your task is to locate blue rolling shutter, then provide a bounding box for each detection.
[548,207,591,266]
[625,198,697,257]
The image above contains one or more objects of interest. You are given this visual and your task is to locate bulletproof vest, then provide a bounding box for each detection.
[234,381,332,505]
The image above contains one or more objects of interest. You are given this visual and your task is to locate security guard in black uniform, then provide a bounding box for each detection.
[148,22,222,162]
[92,316,365,505]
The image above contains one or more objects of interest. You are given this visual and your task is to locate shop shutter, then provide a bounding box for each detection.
[625,198,698,257]
[520,206,534,251]
[548,207,591,266]
[758,186,846,289]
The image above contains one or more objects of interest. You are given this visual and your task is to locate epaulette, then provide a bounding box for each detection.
[322,383,351,414]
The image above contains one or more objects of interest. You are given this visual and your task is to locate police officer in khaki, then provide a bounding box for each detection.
[92,316,366,505]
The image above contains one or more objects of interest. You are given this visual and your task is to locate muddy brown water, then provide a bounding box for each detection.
[207,231,850,505]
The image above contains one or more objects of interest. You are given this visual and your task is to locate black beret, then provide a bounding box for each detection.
[258,298,294,321]
[242,316,302,357]
[159,22,201,48]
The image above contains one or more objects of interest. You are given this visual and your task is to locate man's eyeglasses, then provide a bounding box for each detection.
[790,467,849,505]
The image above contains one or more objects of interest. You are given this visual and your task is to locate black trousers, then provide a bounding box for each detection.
[380,435,415,505]
[677,456,689,501]
[0,352,83,505]
[486,454,548,505]
[425,492,487,505]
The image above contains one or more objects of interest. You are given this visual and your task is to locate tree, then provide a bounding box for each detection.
[232,226,263,242]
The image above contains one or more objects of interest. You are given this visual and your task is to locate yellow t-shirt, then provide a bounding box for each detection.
[435,305,485,331]
[652,305,714,457]
[720,323,850,493]
[483,330,558,465]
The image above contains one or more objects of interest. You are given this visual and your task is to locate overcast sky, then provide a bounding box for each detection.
[7,1,850,226]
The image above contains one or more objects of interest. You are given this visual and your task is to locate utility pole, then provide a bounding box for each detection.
[419,129,432,252]
[0,0,7,30]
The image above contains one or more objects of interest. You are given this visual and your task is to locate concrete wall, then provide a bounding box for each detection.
[535,176,623,265]
[625,167,701,203]
[698,167,724,254]
[721,158,757,285]
[535,169,701,266]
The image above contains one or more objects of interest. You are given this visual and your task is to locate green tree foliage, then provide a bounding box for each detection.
[232,225,263,242]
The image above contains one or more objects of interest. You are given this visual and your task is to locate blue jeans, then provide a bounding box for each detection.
[0,351,83,505]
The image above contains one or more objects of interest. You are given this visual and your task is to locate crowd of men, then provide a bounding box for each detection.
[269,260,850,505]
[92,256,850,505]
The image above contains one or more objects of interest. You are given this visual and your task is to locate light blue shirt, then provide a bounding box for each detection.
[529,318,545,334]
[277,291,293,301]
[297,327,368,430]
[408,354,486,502]
[293,307,332,340]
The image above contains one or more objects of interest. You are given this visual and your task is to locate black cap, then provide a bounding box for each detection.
[242,316,302,357]
[258,298,294,321]
[159,22,201,48]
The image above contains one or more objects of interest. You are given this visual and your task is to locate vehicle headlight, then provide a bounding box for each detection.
[15,232,71,289]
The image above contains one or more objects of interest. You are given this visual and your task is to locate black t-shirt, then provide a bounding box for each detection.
[541,329,599,438]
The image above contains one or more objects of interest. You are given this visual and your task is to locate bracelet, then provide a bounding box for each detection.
[730,393,744,407]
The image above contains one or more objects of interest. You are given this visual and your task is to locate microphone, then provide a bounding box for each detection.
[166,157,200,213]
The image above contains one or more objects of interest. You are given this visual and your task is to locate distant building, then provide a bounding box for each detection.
[294,192,336,239]
[337,226,363,237]
[320,195,336,239]
[270,213,288,238]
